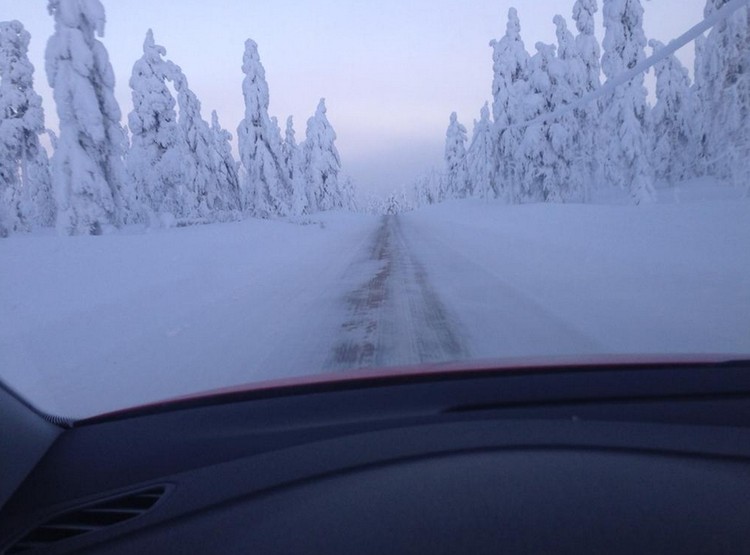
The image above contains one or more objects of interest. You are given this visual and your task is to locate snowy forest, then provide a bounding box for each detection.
[0,0,355,237]
[1,0,749,235]
[393,0,750,212]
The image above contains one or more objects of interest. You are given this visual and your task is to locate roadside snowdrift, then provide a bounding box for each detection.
[1,182,748,418]
[1,213,379,417]
[402,186,750,359]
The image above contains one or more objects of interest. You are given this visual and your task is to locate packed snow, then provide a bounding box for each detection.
[1,180,749,419]
[0,213,378,417]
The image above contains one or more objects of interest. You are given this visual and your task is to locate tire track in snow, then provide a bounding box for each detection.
[400,214,607,358]
[326,215,469,370]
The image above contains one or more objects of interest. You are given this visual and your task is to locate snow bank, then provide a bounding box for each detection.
[401,186,750,360]
[0,213,379,417]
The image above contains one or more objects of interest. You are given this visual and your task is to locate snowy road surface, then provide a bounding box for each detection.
[2,190,750,418]
[326,216,469,370]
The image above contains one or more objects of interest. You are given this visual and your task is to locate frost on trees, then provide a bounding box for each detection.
[268,115,293,213]
[572,0,602,193]
[46,0,130,235]
[518,42,575,203]
[282,116,308,215]
[553,15,586,201]
[649,39,698,185]
[490,8,530,203]
[237,39,290,218]
[210,110,242,218]
[339,175,357,212]
[127,30,186,225]
[411,168,443,207]
[695,0,750,187]
[467,103,497,200]
[444,112,470,199]
[692,33,710,177]
[168,62,235,222]
[600,0,655,204]
[304,98,345,212]
[0,20,54,237]
[129,31,241,226]
[517,42,555,202]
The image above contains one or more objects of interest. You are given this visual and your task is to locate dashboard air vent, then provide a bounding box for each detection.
[5,485,168,554]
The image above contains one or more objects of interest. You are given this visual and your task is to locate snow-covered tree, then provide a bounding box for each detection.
[383,193,402,215]
[209,110,242,216]
[553,15,586,201]
[412,167,443,207]
[490,8,530,203]
[518,42,574,203]
[572,0,602,195]
[282,116,308,215]
[126,30,186,224]
[268,115,292,214]
[46,0,130,234]
[573,0,601,92]
[339,175,357,212]
[0,20,54,236]
[649,39,697,185]
[695,0,750,187]
[237,39,289,218]
[444,112,469,199]
[600,0,655,204]
[304,98,344,212]
[467,103,496,200]
[692,33,709,177]
[129,32,241,226]
[168,63,227,221]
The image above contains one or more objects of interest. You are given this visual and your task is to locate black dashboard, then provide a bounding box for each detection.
[2,360,750,554]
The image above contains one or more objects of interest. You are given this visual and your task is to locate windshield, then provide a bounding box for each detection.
[0,0,748,420]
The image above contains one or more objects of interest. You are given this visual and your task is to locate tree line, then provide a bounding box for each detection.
[404,0,749,209]
[0,0,355,237]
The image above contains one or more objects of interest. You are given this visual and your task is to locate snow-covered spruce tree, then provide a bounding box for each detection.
[126,30,187,225]
[490,8,530,203]
[0,20,54,236]
[268,115,293,214]
[467,103,496,200]
[237,39,289,218]
[572,0,602,196]
[648,39,698,185]
[518,42,573,203]
[692,33,709,177]
[444,112,470,199]
[210,110,242,218]
[46,0,130,234]
[339,175,357,212]
[553,14,586,201]
[411,167,443,207]
[282,116,308,216]
[573,0,601,93]
[168,63,232,222]
[696,0,750,187]
[600,0,655,204]
[304,98,344,212]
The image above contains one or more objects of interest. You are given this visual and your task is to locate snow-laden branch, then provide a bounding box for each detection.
[504,0,750,132]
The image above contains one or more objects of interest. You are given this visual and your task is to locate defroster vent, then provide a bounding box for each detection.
[5,485,168,553]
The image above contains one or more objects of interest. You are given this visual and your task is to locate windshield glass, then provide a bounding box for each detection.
[0,0,748,419]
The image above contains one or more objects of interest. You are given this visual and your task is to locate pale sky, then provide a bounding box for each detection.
[1,0,705,195]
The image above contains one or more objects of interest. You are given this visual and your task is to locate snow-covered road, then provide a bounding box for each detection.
[326,216,469,370]
[399,213,606,358]
[2,188,750,419]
